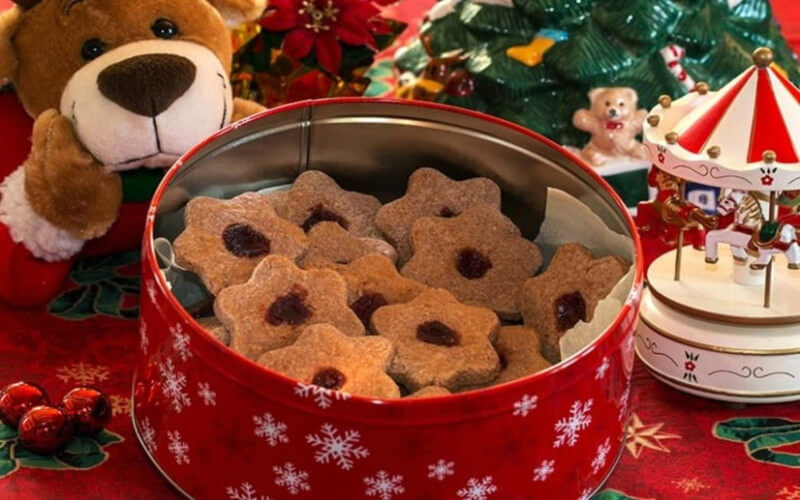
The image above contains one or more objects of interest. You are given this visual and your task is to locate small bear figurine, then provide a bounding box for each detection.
[572,87,649,167]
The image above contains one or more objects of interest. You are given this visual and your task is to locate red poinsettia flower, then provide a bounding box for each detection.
[261,0,385,74]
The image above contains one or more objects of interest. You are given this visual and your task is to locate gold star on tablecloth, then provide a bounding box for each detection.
[625,412,681,459]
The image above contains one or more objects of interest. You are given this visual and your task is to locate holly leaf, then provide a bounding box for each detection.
[111,276,141,294]
[0,458,18,479]
[56,437,107,469]
[93,429,124,447]
[94,282,125,317]
[15,446,65,470]
[48,285,100,321]
[592,490,637,500]
[0,423,17,441]
[714,417,800,443]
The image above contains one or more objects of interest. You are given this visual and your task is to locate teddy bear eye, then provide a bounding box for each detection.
[152,18,179,39]
[81,39,107,61]
[605,101,610,106]
[619,101,625,107]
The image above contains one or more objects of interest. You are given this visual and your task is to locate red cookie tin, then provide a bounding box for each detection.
[133,99,643,499]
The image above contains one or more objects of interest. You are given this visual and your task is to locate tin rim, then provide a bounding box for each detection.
[142,97,645,412]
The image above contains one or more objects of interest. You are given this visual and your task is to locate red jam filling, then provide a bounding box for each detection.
[456,247,492,279]
[555,291,587,332]
[439,206,457,218]
[266,285,312,326]
[222,223,270,258]
[311,367,346,390]
[416,321,460,347]
[301,204,349,233]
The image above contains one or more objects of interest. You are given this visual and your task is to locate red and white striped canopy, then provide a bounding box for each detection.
[644,49,800,191]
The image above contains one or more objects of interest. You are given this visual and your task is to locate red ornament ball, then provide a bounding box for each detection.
[18,406,73,455]
[61,387,112,435]
[445,69,475,98]
[0,381,49,428]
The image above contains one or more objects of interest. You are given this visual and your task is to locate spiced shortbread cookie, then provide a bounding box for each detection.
[401,204,542,319]
[257,324,400,399]
[298,222,397,269]
[336,255,429,329]
[215,255,365,360]
[174,193,307,294]
[273,170,382,237]
[407,386,451,398]
[493,326,551,384]
[376,168,501,263]
[520,243,629,363]
[371,288,501,392]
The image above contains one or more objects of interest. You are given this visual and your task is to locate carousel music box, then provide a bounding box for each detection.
[132,99,642,498]
[637,48,800,403]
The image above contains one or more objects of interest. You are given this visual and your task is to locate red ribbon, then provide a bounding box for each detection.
[605,121,624,130]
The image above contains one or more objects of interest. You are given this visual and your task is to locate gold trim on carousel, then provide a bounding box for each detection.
[639,313,800,355]
[637,351,800,398]
[647,280,800,326]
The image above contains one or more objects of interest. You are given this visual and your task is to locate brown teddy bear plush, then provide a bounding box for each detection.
[0,0,266,306]
[572,87,649,167]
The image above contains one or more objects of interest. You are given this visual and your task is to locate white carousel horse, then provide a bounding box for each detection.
[705,189,800,270]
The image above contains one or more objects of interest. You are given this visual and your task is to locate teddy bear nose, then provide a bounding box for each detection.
[97,53,197,117]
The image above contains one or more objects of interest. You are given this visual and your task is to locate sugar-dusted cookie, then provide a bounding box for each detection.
[215,255,365,360]
[406,386,451,398]
[273,170,382,237]
[257,324,400,399]
[174,193,307,295]
[371,288,500,392]
[401,204,542,319]
[376,168,501,263]
[520,243,629,363]
[493,326,551,384]
[298,222,397,269]
[336,255,429,328]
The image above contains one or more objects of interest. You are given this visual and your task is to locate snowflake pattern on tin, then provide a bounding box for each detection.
[159,357,191,413]
[591,438,612,474]
[172,324,193,362]
[226,482,271,500]
[427,459,455,480]
[577,487,593,500]
[253,412,289,447]
[139,320,149,353]
[532,459,554,482]
[364,470,405,499]
[306,423,369,470]
[197,382,217,406]
[456,476,497,500]
[594,357,610,380]
[140,417,157,453]
[554,399,593,448]
[294,382,350,409]
[167,430,190,465]
[273,462,311,495]
[512,394,538,417]
[146,279,158,305]
[618,385,631,423]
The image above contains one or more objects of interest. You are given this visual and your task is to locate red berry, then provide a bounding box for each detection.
[0,381,49,428]
[445,69,475,98]
[61,387,112,435]
[18,406,73,455]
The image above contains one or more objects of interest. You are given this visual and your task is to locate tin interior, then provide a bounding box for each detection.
[152,100,635,309]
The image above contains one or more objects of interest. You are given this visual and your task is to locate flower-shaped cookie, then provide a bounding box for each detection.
[371,288,500,392]
[520,243,629,363]
[493,326,551,385]
[272,170,382,237]
[401,204,542,319]
[376,168,502,263]
[407,386,451,398]
[215,255,365,360]
[336,255,429,328]
[174,193,307,294]
[298,222,397,269]
[258,324,400,399]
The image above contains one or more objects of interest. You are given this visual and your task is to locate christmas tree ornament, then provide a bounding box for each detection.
[17,405,73,455]
[637,48,800,403]
[0,381,49,428]
[61,387,113,435]
[396,35,469,100]
[572,87,649,166]
[506,29,568,67]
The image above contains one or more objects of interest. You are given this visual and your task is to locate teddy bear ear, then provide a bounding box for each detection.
[587,87,608,102]
[208,0,268,27]
[621,87,639,106]
[0,7,23,83]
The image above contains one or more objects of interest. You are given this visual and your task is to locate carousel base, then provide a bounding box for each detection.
[637,248,800,404]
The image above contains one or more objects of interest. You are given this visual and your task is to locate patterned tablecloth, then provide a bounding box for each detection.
[1,0,800,498]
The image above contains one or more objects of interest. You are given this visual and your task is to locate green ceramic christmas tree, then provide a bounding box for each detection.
[396,0,800,148]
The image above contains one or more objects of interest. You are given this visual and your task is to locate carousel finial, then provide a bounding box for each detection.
[658,95,672,108]
[647,115,660,127]
[665,132,678,144]
[695,82,709,95]
[763,150,776,164]
[707,146,721,159]
[753,47,774,69]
